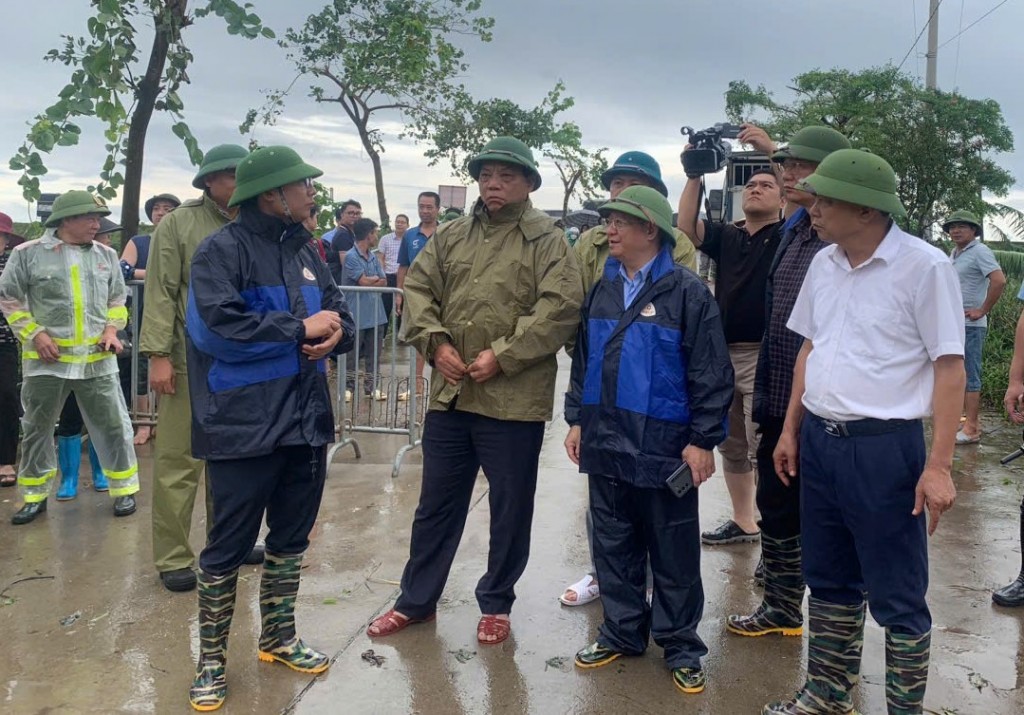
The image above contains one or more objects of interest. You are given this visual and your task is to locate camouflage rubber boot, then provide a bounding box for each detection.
[256,551,330,674]
[189,570,238,712]
[884,630,930,715]
[762,597,866,715]
[728,533,804,637]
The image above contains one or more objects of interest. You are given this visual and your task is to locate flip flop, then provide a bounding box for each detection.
[477,615,511,645]
[955,430,981,445]
[0,472,16,488]
[559,574,600,606]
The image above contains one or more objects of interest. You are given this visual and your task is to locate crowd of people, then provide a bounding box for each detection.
[0,123,1022,715]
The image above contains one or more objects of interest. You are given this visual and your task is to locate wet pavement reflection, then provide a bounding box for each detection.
[1,358,1022,713]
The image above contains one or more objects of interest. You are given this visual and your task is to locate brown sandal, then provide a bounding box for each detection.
[0,470,16,488]
[366,609,435,637]
[477,615,511,645]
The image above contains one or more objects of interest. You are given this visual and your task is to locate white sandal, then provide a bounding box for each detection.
[559,574,600,606]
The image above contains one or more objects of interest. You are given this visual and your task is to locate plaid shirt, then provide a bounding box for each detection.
[759,209,827,420]
[377,232,403,275]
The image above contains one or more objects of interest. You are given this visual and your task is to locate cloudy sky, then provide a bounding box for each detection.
[2,0,1021,225]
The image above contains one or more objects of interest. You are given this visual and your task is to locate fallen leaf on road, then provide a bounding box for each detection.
[361,649,385,667]
[968,671,989,692]
[60,611,81,627]
[449,648,476,663]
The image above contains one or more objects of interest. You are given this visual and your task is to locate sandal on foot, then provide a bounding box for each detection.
[366,609,435,637]
[0,471,16,488]
[955,429,980,445]
[559,574,600,606]
[477,615,510,645]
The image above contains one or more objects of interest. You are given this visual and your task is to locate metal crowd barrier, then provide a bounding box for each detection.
[324,285,427,478]
[126,280,157,427]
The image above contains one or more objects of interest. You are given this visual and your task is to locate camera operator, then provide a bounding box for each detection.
[678,124,783,548]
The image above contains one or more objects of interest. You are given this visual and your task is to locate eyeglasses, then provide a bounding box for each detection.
[780,159,816,174]
[606,197,658,229]
[606,217,644,231]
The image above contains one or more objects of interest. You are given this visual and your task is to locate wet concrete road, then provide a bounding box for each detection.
[2,357,1023,714]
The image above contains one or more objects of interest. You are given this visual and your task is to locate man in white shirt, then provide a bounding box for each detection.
[376,214,406,324]
[766,150,965,715]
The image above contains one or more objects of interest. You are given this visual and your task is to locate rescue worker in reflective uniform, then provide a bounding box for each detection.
[184,146,354,711]
[0,190,139,524]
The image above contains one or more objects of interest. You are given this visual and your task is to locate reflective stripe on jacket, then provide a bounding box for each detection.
[0,231,126,379]
[565,247,733,488]
[185,206,355,460]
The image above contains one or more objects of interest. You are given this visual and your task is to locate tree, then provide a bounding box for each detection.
[10,0,273,239]
[725,66,1014,237]
[242,0,494,228]
[419,82,608,215]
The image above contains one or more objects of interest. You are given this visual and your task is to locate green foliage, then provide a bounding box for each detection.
[725,66,1014,238]
[419,81,608,214]
[10,0,271,227]
[243,0,494,226]
[981,252,1023,409]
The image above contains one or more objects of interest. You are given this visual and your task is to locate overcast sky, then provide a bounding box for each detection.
[2,0,1021,224]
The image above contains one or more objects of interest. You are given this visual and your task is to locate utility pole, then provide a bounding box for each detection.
[925,0,940,89]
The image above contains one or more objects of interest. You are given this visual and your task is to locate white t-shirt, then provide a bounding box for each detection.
[787,223,965,421]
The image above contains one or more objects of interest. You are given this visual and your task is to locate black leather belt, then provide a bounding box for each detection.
[809,412,920,438]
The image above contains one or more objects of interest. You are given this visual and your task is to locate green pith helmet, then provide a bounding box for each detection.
[942,210,982,235]
[600,151,668,197]
[772,126,852,164]
[467,136,542,190]
[798,149,906,217]
[144,193,181,221]
[44,190,111,228]
[228,146,323,207]
[598,185,676,246]
[191,144,249,189]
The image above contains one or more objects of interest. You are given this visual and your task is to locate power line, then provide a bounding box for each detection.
[939,0,1008,50]
[897,0,943,72]
[953,0,965,88]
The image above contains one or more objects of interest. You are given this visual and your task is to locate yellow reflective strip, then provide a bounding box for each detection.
[21,351,113,364]
[53,336,100,347]
[70,263,85,346]
[18,470,56,487]
[23,493,48,503]
[18,322,39,340]
[8,311,32,323]
[108,483,140,497]
[104,464,138,480]
[107,306,128,321]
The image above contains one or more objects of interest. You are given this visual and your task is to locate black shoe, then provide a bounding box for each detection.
[993,573,1024,607]
[244,542,266,565]
[701,520,760,545]
[754,554,765,586]
[160,568,198,592]
[11,499,47,525]
[574,642,624,669]
[113,495,136,517]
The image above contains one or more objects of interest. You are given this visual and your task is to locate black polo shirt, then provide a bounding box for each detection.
[700,218,782,344]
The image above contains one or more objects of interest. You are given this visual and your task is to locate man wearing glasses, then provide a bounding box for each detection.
[565,185,733,695]
[726,126,851,640]
[324,199,362,283]
[678,158,784,547]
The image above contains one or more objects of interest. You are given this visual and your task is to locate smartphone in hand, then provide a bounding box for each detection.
[665,462,694,498]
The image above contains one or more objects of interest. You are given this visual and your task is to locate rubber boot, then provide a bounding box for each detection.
[256,551,330,674]
[56,435,81,501]
[885,630,930,715]
[88,441,109,492]
[992,499,1024,607]
[189,570,238,712]
[728,533,804,637]
[762,597,866,715]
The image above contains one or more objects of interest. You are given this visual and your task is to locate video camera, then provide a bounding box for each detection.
[680,123,744,178]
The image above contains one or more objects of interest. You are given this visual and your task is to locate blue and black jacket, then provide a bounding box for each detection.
[186,205,355,461]
[565,246,734,489]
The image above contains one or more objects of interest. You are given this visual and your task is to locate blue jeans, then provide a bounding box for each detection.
[964,326,987,392]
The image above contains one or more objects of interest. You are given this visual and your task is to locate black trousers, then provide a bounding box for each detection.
[396,410,545,618]
[0,343,19,464]
[382,273,398,324]
[200,444,327,575]
[590,474,707,669]
[756,416,801,539]
[346,325,383,394]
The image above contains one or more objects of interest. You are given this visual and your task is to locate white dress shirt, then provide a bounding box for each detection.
[377,232,403,275]
[787,223,965,421]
